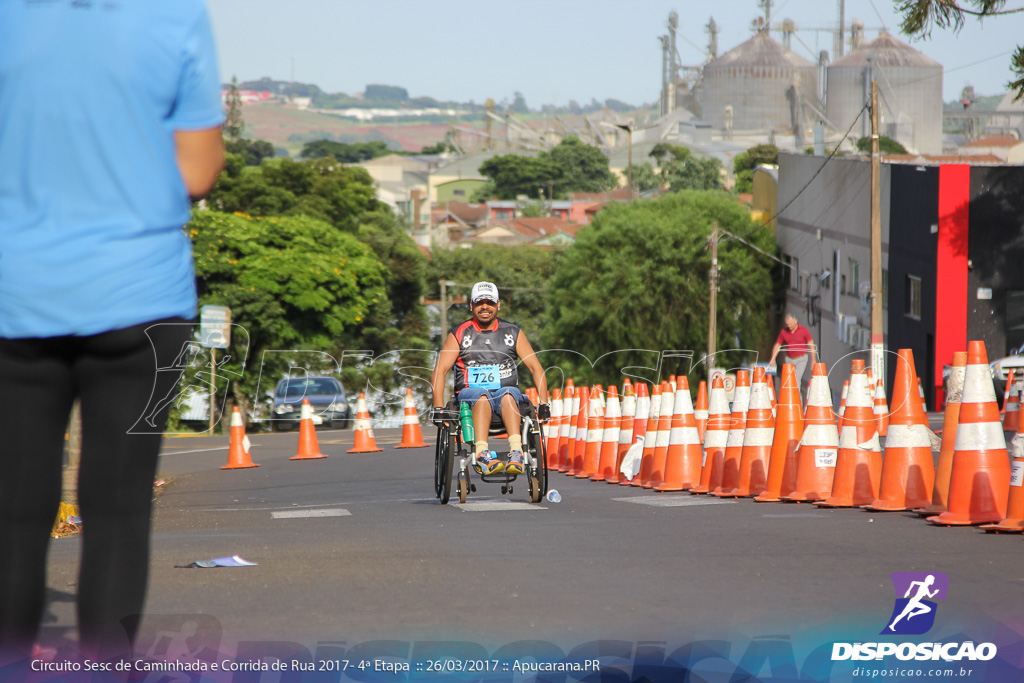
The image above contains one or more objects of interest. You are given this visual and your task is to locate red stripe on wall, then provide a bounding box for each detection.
[935,165,970,404]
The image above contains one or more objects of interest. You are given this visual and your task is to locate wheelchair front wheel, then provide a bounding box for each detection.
[436,426,456,504]
[457,472,469,504]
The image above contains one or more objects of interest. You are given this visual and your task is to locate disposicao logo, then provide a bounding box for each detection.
[882,571,948,636]
[831,571,998,662]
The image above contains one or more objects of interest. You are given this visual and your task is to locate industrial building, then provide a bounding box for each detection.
[774,152,1024,407]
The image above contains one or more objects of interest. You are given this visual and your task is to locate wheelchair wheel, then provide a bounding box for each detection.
[527,422,548,503]
[457,473,468,504]
[436,426,456,504]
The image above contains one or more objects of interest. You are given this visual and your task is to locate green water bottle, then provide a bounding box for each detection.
[459,401,475,443]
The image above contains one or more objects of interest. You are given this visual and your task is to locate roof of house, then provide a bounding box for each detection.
[568,188,633,202]
[440,200,487,223]
[880,153,1007,164]
[963,136,1023,148]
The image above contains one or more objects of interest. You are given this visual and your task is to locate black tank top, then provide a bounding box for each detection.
[451,318,521,395]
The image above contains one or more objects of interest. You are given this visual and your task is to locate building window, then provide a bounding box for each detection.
[785,256,799,291]
[848,258,860,295]
[905,275,922,320]
[495,210,511,220]
[453,189,465,197]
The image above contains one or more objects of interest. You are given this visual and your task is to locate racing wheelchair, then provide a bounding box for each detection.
[433,396,548,504]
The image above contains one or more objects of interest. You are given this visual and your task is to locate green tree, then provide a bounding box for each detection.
[545,191,778,384]
[225,138,275,166]
[188,211,389,412]
[299,140,390,162]
[224,76,245,142]
[478,136,616,200]
[519,200,549,218]
[625,162,662,193]
[425,244,561,345]
[855,135,909,155]
[364,84,408,101]
[510,91,529,114]
[897,0,1024,99]
[651,144,724,192]
[732,144,779,194]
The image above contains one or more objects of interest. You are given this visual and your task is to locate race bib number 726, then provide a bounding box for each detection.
[468,365,500,390]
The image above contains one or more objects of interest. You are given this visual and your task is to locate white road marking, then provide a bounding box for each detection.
[613,496,736,507]
[271,508,351,519]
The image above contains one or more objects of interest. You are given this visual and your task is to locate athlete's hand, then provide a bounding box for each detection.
[432,407,447,427]
[537,403,551,422]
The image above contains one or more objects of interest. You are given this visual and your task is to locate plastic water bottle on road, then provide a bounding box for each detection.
[546,489,562,503]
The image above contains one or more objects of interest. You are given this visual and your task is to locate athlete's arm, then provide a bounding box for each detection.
[432,333,460,408]
[174,127,225,198]
[516,332,549,404]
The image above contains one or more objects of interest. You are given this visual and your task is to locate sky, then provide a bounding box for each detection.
[206,0,1023,107]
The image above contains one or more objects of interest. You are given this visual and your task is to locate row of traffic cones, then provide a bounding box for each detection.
[543,339,1020,533]
[222,391,399,469]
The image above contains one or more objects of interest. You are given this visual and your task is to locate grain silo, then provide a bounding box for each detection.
[825,31,942,154]
[700,31,819,136]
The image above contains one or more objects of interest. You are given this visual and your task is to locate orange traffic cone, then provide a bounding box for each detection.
[1001,369,1014,415]
[558,384,578,472]
[526,387,539,406]
[346,393,382,453]
[783,363,839,502]
[626,383,661,486]
[292,399,328,460]
[655,376,703,491]
[755,363,804,502]
[633,382,652,444]
[694,381,709,442]
[566,388,590,476]
[980,433,1024,532]
[692,376,729,494]
[865,349,935,511]
[715,370,750,494]
[914,351,967,517]
[873,379,889,437]
[836,380,849,431]
[578,389,604,478]
[768,377,777,417]
[720,367,774,497]
[918,378,928,413]
[607,383,637,484]
[646,382,677,488]
[396,388,428,448]
[929,341,1011,526]
[639,382,673,487]
[222,407,259,469]
[1003,374,1020,432]
[546,388,563,469]
[592,386,621,481]
[817,360,881,508]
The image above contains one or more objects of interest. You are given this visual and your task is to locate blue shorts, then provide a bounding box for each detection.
[457,387,524,419]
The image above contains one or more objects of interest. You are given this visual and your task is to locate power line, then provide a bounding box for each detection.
[726,100,870,245]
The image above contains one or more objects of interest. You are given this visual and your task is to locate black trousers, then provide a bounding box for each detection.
[0,319,190,658]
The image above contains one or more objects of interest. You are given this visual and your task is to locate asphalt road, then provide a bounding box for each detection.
[38,421,1024,677]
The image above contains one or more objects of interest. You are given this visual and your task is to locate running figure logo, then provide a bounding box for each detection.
[882,571,949,635]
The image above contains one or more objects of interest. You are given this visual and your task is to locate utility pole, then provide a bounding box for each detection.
[869,81,884,383]
[439,279,450,338]
[614,123,634,199]
[707,221,719,374]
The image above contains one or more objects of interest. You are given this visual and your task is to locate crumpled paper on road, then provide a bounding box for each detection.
[618,436,645,480]
[175,555,258,569]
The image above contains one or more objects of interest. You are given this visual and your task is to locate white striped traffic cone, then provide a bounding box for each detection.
[396,388,428,448]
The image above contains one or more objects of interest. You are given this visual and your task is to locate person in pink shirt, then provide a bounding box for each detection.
[768,314,817,398]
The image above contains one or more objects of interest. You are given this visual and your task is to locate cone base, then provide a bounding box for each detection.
[864,497,931,512]
[689,486,710,495]
[816,497,873,508]
[926,512,1002,526]
[753,493,782,502]
[980,519,1024,533]
[221,462,260,470]
[291,453,326,460]
[588,474,609,482]
[346,447,382,453]
[654,483,690,492]
[395,442,429,449]
[782,491,825,503]
[912,504,946,517]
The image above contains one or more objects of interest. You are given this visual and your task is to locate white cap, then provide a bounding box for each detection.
[471,281,499,303]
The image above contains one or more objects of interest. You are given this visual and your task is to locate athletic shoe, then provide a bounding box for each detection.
[505,450,525,475]
[475,450,504,475]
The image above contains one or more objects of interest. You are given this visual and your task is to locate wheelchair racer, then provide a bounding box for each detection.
[431,281,549,475]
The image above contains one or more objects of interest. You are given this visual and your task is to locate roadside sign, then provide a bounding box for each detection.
[200,305,231,349]
[710,368,737,402]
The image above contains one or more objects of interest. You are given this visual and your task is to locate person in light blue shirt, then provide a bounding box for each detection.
[0,0,225,660]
